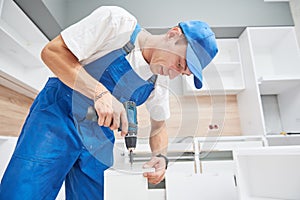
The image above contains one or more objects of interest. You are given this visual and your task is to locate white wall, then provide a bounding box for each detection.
[289,0,300,48]
[57,0,294,29]
[41,0,67,28]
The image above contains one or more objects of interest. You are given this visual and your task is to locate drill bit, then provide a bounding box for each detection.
[129,149,133,168]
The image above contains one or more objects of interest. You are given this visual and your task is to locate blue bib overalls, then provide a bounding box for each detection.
[0,24,155,200]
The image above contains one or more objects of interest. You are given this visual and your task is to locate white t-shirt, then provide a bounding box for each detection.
[61,6,170,121]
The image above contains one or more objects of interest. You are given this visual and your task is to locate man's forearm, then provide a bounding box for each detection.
[149,119,168,156]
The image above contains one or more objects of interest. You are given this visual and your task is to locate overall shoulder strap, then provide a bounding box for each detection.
[122,24,141,55]
[122,24,158,86]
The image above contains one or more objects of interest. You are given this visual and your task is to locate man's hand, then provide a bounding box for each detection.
[94,92,128,136]
[143,156,166,185]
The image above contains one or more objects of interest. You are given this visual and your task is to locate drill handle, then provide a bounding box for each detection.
[86,106,98,122]
[86,101,137,134]
[86,106,125,131]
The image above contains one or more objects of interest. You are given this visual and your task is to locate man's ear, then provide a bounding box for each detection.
[166,26,183,40]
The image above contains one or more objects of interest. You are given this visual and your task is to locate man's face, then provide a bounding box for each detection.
[149,34,192,79]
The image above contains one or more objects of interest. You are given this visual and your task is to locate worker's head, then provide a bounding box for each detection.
[146,20,218,89]
[179,21,218,89]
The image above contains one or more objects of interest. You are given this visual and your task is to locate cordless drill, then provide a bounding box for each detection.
[86,101,138,166]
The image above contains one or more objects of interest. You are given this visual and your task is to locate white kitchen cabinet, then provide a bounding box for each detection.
[238,26,300,137]
[250,27,300,135]
[183,39,245,95]
[104,166,165,200]
[165,173,238,200]
[0,0,51,97]
[234,146,300,200]
[248,27,300,90]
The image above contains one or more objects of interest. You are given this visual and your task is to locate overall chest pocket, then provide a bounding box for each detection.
[103,56,155,106]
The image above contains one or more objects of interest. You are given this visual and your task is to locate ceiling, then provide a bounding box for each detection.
[13,0,293,40]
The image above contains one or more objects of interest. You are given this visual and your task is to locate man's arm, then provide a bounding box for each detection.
[143,118,168,185]
[41,35,111,101]
[149,119,168,156]
[41,35,128,135]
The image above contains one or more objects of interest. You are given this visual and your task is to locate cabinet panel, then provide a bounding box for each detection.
[237,29,266,136]
[165,173,238,200]
[234,146,300,200]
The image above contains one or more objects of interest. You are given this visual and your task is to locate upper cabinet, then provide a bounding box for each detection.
[238,26,300,136]
[247,27,300,135]
[183,39,245,95]
[0,0,52,97]
[182,26,300,137]
[247,27,300,95]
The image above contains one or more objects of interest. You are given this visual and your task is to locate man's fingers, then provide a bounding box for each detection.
[94,97,127,133]
[143,171,165,185]
[143,157,166,185]
[143,157,160,168]
[96,107,111,127]
[103,113,113,127]
[109,113,120,130]
[120,110,128,136]
[97,114,105,126]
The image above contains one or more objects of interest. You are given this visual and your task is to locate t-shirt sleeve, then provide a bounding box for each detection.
[145,77,170,121]
[61,6,137,61]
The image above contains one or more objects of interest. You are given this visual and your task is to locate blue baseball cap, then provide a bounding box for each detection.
[179,21,218,89]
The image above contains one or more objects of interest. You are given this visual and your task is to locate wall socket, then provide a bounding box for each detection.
[209,124,219,130]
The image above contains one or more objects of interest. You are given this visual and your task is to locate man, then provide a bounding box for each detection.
[0,6,217,200]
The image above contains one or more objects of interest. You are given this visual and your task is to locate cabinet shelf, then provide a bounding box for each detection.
[258,75,300,95]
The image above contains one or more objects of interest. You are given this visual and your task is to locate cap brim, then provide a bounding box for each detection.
[186,44,203,89]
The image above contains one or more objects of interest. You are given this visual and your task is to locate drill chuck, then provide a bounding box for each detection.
[125,136,137,150]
